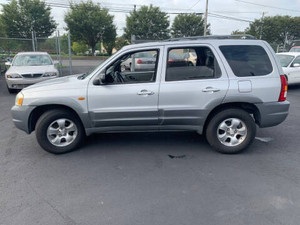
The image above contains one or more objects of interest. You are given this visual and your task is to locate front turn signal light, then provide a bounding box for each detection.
[15,92,24,106]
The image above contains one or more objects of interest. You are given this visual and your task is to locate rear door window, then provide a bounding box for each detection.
[166,46,221,81]
[220,45,273,77]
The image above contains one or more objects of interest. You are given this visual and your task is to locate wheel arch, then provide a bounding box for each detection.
[28,104,89,134]
[203,102,260,135]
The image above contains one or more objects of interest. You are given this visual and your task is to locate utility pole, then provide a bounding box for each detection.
[57,31,62,75]
[283,32,288,50]
[68,32,73,75]
[34,31,38,51]
[32,31,35,51]
[203,0,209,36]
[259,12,266,39]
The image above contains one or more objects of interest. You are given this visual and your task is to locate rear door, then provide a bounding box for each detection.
[158,44,229,132]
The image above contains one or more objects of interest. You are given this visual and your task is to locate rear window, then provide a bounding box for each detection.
[220,45,273,77]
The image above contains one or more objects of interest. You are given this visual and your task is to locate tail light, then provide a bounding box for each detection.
[278,75,288,102]
[168,59,174,63]
[137,59,142,64]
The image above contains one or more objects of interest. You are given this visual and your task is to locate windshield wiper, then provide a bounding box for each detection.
[77,73,88,80]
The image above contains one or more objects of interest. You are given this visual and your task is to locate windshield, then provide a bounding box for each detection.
[277,54,295,67]
[13,55,53,66]
[290,47,300,52]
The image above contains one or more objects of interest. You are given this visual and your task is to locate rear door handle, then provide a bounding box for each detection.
[202,87,220,93]
[137,89,154,95]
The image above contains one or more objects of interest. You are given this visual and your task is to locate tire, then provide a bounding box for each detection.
[206,108,256,154]
[35,109,85,154]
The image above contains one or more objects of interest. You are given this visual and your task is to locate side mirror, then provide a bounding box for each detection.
[93,73,107,85]
[5,61,12,66]
[292,63,300,67]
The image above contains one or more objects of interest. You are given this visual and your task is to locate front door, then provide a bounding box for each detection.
[87,47,163,131]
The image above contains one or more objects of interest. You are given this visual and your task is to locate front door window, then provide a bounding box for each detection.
[104,50,159,84]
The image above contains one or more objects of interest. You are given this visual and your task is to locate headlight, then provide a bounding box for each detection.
[6,73,22,78]
[43,72,58,77]
[15,92,24,106]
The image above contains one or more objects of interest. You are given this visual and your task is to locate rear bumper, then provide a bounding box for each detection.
[11,105,36,134]
[255,101,290,128]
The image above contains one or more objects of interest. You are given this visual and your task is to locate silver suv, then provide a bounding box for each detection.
[11,36,290,154]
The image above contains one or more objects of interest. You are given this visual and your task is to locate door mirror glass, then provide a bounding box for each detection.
[93,73,108,85]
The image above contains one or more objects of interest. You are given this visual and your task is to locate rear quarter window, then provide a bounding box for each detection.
[220,45,273,77]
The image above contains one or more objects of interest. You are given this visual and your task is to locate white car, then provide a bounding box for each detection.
[277,52,300,85]
[5,52,59,93]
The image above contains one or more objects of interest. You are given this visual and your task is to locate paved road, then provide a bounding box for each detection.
[1,73,300,225]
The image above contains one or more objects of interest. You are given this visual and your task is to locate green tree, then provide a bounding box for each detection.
[246,16,300,47]
[0,14,33,52]
[0,17,5,37]
[171,13,209,38]
[1,0,56,38]
[103,24,117,55]
[124,5,170,41]
[72,42,88,54]
[231,30,245,35]
[64,1,116,55]
[115,36,130,50]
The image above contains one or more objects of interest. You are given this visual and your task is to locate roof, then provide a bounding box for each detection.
[277,52,300,56]
[122,38,264,51]
[16,52,50,55]
[291,46,300,48]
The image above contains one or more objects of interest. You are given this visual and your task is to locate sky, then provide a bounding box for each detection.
[1,0,300,36]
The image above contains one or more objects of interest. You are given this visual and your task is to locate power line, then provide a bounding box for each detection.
[2,0,254,24]
[189,0,201,10]
[208,13,253,23]
[212,11,261,14]
[235,0,300,13]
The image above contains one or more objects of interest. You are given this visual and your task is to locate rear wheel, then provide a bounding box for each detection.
[206,108,256,154]
[35,109,85,154]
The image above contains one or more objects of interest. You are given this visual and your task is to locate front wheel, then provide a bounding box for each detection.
[35,109,85,154]
[206,108,256,154]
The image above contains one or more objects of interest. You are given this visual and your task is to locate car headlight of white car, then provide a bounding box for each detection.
[43,72,58,77]
[6,73,22,79]
[15,92,24,106]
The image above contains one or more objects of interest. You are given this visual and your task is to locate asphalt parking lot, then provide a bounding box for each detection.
[1,71,300,225]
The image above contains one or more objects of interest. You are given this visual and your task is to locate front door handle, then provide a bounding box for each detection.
[137,89,154,96]
[202,87,220,93]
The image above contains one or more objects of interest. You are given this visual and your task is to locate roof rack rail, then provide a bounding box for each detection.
[165,34,257,41]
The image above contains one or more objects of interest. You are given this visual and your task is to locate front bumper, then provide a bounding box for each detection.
[6,76,58,89]
[11,105,36,134]
[255,101,290,128]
